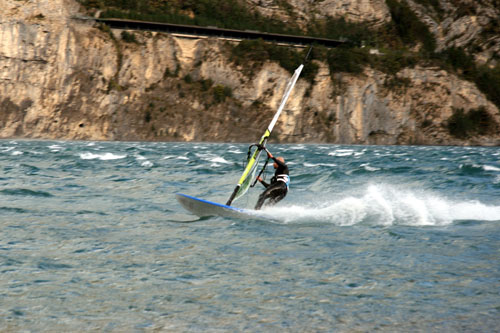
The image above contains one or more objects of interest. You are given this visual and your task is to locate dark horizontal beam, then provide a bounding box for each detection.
[95,18,347,48]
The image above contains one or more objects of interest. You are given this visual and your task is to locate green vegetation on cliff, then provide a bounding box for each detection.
[437,47,500,109]
[386,0,436,54]
[229,40,319,83]
[447,107,498,139]
[81,0,301,35]
[80,0,500,109]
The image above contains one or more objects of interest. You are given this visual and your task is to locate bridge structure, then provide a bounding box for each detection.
[95,18,347,48]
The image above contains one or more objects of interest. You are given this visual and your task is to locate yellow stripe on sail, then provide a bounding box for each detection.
[236,130,271,187]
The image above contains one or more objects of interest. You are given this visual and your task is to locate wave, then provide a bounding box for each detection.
[79,152,127,160]
[260,184,500,226]
[0,188,53,197]
[303,162,337,168]
[48,144,63,151]
[328,149,364,157]
[0,206,30,213]
[134,155,154,167]
[459,163,500,174]
[484,165,500,172]
[195,152,231,165]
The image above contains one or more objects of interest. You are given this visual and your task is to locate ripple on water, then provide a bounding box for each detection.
[0,140,499,331]
[0,188,53,197]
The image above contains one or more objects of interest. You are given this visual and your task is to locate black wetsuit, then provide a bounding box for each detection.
[255,157,289,210]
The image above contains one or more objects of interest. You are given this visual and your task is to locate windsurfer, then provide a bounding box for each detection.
[255,148,289,210]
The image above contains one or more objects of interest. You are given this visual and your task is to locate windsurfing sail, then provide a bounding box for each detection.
[226,63,304,206]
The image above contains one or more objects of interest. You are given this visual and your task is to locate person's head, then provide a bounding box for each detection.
[273,156,285,169]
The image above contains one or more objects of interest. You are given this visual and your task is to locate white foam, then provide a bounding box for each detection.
[329,149,354,157]
[80,152,127,160]
[194,152,231,166]
[449,201,500,221]
[12,151,23,156]
[208,157,230,164]
[262,184,500,226]
[289,145,307,150]
[304,162,337,168]
[162,155,175,160]
[361,163,380,172]
[48,144,63,151]
[483,165,500,172]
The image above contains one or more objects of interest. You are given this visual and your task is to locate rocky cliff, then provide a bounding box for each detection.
[0,0,499,145]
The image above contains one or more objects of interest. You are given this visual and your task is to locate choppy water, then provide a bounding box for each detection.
[1,140,499,331]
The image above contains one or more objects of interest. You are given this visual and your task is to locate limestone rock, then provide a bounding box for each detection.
[245,0,390,28]
[0,0,499,145]
[407,0,500,65]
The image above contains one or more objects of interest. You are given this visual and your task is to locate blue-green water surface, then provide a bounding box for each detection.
[1,140,499,331]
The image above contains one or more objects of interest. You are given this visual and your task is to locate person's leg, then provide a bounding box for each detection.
[267,184,287,206]
[255,190,268,210]
[268,190,286,206]
[255,183,286,210]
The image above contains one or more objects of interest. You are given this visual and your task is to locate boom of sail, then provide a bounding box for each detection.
[226,64,304,206]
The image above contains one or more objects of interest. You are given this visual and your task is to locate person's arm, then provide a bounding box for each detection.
[266,149,286,168]
[257,176,269,188]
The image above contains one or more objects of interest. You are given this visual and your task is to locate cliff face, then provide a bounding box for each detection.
[0,0,115,140]
[407,0,500,64]
[247,0,391,27]
[0,0,499,145]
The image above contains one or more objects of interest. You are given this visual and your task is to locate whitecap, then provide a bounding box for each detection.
[361,163,380,172]
[208,157,230,164]
[12,151,23,156]
[141,161,153,167]
[48,145,63,150]
[304,162,337,168]
[483,165,500,172]
[80,152,127,160]
[162,155,175,159]
[328,149,355,157]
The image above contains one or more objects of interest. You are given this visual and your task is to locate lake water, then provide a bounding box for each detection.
[1,140,499,331]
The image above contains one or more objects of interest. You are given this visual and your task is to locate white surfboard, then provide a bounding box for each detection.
[176,193,266,220]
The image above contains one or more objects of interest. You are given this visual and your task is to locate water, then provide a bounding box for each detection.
[1,140,499,331]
